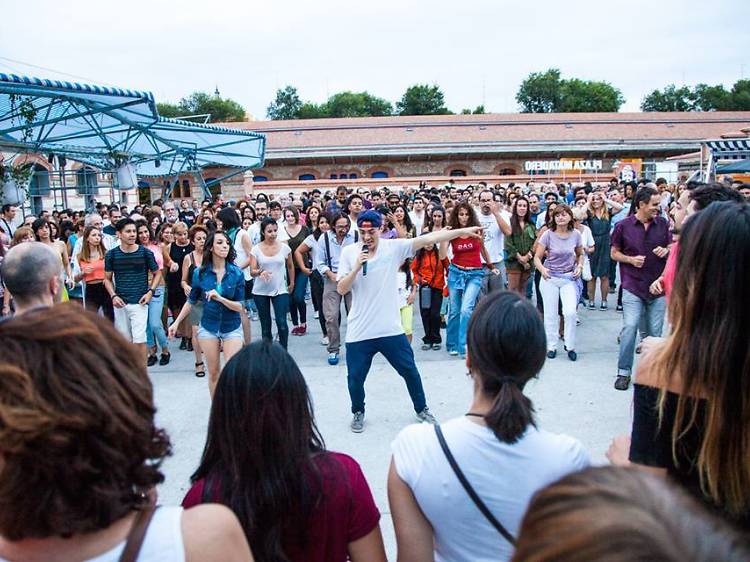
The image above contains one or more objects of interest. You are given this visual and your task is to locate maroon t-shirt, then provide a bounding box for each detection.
[182,451,380,562]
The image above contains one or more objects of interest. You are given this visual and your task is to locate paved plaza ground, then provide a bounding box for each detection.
[152,301,634,555]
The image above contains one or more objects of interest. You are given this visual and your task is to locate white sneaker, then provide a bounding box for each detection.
[320,336,329,346]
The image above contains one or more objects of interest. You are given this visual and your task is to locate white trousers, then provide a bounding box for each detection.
[540,276,578,351]
[114,303,149,344]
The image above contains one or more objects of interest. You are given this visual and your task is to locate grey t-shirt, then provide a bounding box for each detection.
[539,229,582,274]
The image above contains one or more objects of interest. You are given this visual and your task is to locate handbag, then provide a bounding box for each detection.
[417,248,440,311]
[434,425,516,545]
[582,259,592,282]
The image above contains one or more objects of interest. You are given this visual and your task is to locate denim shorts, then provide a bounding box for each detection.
[197,324,244,341]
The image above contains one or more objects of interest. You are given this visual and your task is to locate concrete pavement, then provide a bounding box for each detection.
[151,300,634,556]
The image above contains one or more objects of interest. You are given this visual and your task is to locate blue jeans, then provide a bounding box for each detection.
[617,289,666,375]
[289,269,309,326]
[446,264,484,355]
[146,288,168,351]
[254,293,290,349]
[345,334,427,414]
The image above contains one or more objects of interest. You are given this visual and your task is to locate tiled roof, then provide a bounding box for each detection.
[215,112,750,159]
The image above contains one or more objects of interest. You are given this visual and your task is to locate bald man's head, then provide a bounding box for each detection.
[1,242,61,307]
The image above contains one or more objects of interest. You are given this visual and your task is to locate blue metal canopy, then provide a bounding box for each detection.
[0,72,265,180]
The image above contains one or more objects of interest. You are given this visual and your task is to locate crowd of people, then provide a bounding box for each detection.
[1,175,749,561]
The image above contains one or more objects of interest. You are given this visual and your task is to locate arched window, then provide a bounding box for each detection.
[138,180,151,204]
[330,174,338,180]
[371,171,388,179]
[298,173,316,181]
[76,166,98,195]
[181,179,191,198]
[348,173,358,179]
[449,169,467,177]
[29,164,51,196]
[204,178,221,198]
[253,175,268,182]
[498,168,516,176]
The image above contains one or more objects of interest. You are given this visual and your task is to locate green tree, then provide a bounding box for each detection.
[266,85,303,120]
[461,105,486,114]
[156,102,183,118]
[558,79,625,112]
[177,92,246,122]
[729,79,750,110]
[641,84,694,111]
[396,84,452,116]
[692,83,732,111]
[516,69,561,113]
[322,91,393,117]
[297,102,328,119]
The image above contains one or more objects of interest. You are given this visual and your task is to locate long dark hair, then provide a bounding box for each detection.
[652,201,750,517]
[200,230,236,276]
[510,196,530,235]
[467,291,546,443]
[447,201,480,230]
[217,207,241,231]
[191,342,329,560]
[313,213,330,241]
[259,216,279,242]
[31,218,49,241]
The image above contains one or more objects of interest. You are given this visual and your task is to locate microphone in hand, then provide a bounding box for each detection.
[362,244,369,276]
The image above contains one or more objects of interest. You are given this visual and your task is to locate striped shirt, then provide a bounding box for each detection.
[104,245,159,304]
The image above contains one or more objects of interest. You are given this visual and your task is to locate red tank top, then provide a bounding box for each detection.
[450,237,482,268]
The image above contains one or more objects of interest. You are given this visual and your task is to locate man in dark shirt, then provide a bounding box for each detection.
[610,187,670,390]
[104,218,161,360]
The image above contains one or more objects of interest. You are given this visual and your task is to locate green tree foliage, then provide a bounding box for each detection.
[516,69,561,113]
[156,102,183,118]
[641,84,695,111]
[156,92,246,122]
[558,79,625,112]
[642,80,750,111]
[266,85,303,120]
[396,84,452,116]
[516,69,624,113]
[297,102,327,119]
[322,91,393,117]
[461,105,486,114]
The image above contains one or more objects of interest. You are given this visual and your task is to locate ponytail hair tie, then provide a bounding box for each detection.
[499,376,518,386]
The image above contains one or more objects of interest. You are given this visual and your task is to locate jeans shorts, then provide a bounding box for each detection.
[197,324,244,341]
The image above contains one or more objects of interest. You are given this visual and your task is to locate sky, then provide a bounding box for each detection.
[2,0,748,120]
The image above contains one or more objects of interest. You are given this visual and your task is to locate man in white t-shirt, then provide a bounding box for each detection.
[337,210,482,433]
[408,195,426,235]
[475,189,511,294]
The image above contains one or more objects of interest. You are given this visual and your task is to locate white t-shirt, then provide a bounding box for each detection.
[477,210,511,264]
[232,228,252,281]
[337,238,415,343]
[392,417,590,562]
[396,271,410,308]
[409,211,425,235]
[248,222,262,246]
[250,244,291,296]
[302,233,318,268]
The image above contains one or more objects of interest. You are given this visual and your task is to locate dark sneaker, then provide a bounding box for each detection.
[328,352,339,365]
[421,343,431,350]
[600,302,608,311]
[147,354,158,367]
[567,349,577,361]
[350,412,365,433]
[547,350,557,359]
[416,407,437,424]
[588,300,595,310]
[614,375,631,391]
[616,304,623,312]
[432,343,442,351]
[186,339,193,352]
[159,352,171,366]
[179,337,187,350]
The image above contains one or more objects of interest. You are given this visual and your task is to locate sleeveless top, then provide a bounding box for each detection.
[0,506,185,562]
[285,225,310,269]
[230,228,252,281]
[167,243,193,289]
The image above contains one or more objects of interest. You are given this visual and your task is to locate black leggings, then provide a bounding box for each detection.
[419,286,443,344]
[310,271,326,336]
[85,282,114,321]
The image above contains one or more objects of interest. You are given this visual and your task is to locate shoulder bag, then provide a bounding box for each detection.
[434,424,515,545]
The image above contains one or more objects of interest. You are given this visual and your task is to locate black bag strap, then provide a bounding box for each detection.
[324,231,332,271]
[434,424,516,545]
[119,503,157,562]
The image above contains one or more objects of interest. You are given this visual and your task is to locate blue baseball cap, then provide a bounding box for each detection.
[357,209,383,228]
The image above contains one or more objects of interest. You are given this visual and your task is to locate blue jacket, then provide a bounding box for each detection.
[188,263,245,333]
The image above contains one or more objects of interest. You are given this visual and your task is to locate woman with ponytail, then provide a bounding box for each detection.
[388,291,590,562]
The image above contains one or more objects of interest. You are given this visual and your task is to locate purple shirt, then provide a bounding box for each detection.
[539,229,582,274]
[611,214,670,301]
